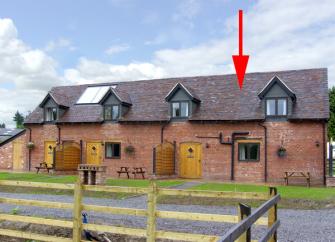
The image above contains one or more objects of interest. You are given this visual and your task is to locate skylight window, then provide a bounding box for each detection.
[77,86,110,104]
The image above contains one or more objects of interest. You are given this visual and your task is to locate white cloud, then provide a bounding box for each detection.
[64,58,166,84]
[0,18,63,126]
[105,44,130,56]
[0,88,45,128]
[45,38,76,52]
[172,0,201,29]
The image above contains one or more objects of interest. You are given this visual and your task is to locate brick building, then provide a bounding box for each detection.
[23,68,329,185]
[0,128,26,170]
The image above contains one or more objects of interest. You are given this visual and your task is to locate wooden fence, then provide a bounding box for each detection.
[0,179,280,242]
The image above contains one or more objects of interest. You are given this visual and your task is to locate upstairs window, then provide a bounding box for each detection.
[45,107,57,121]
[172,101,189,118]
[266,98,287,116]
[238,143,260,161]
[104,105,119,121]
[105,142,121,159]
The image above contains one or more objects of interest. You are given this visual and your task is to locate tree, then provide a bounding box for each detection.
[13,111,24,129]
[328,87,335,140]
[0,123,5,128]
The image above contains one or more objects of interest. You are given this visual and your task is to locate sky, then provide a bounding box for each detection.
[0,0,334,127]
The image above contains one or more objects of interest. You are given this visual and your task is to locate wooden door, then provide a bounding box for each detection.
[44,141,57,167]
[179,142,202,178]
[13,140,23,170]
[86,142,102,165]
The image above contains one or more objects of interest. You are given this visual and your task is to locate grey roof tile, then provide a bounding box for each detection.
[24,68,329,124]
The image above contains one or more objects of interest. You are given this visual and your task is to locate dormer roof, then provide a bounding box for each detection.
[258,76,296,101]
[39,92,69,108]
[100,88,132,106]
[165,83,201,103]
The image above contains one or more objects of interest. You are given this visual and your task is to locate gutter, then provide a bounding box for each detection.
[258,123,268,182]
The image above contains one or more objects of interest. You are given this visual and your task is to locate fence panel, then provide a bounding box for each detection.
[0,178,279,242]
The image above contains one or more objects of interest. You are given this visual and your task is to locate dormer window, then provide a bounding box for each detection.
[46,107,57,121]
[266,98,287,117]
[104,105,119,121]
[172,102,189,118]
[165,83,201,120]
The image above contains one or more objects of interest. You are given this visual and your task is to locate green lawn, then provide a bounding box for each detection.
[0,172,184,199]
[106,179,184,187]
[0,172,184,188]
[191,182,335,201]
[0,172,77,184]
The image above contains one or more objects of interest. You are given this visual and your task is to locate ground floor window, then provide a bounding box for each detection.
[238,143,260,161]
[105,142,121,159]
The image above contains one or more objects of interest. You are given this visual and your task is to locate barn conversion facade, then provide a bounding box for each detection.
[23,68,329,185]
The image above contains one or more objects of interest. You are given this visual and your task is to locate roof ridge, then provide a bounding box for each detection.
[50,67,327,89]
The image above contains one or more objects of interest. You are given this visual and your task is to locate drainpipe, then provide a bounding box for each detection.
[26,127,32,171]
[57,125,61,144]
[258,123,268,183]
[220,131,250,181]
[323,122,327,185]
[160,120,170,144]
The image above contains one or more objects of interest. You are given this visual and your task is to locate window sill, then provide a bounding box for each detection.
[238,159,260,162]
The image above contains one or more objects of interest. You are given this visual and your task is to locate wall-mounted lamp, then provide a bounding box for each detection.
[315,141,320,147]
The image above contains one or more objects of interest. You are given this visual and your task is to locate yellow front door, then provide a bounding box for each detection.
[44,141,57,167]
[86,142,102,165]
[179,142,202,178]
[13,140,23,170]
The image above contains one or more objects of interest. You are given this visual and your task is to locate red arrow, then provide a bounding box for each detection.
[232,10,249,90]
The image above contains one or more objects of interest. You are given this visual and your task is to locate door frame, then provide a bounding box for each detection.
[179,141,202,179]
[86,141,103,165]
[44,140,57,167]
[12,140,23,170]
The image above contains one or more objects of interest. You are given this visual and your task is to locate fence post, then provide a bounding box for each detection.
[146,179,157,242]
[73,177,83,242]
[237,203,251,242]
[268,187,278,242]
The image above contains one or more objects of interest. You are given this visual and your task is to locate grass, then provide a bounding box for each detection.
[0,172,77,184]
[106,179,184,187]
[0,172,184,199]
[157,182,335,209]
[191,182,335,201]
[0,172,184,188]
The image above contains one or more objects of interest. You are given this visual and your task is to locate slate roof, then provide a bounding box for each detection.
[0,128,25,146]
[24,68,329,124]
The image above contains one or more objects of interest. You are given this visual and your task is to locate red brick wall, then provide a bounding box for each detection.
[26,121,325,185]
[0,141,13,169]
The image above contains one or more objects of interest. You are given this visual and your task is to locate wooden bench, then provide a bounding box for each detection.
[35,162,54,174]
[132,167,146,179]
[117,166,130,179]
[284,171,310,187]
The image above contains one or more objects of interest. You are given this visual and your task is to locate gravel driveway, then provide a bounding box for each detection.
[0,192,333,242]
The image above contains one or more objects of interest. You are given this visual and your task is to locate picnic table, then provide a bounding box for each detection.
[284,171,310,187]
[116,166,146,179]
[35,162,54,174]
[117,166,130,179]
[132,167,146,179]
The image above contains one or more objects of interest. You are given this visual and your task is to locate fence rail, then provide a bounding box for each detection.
[0,179,280,242]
